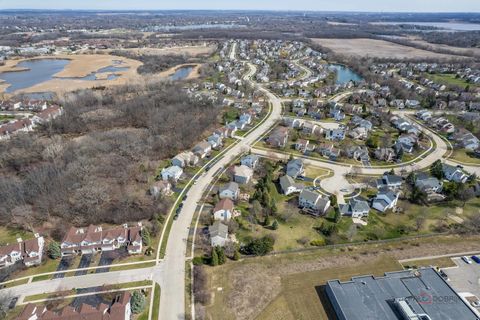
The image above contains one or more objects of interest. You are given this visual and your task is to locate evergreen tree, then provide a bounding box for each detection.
[47,241,61,259]
[216,246,226,265]
[264,214,271,226]
[142,228,151,247]
[211,247,219,266]
[233,249,241,261]
[272,220,279,230]
[130,291,146,314]
[430,160,444,180]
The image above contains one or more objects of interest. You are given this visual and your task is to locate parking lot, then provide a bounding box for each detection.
[443,257,480,297]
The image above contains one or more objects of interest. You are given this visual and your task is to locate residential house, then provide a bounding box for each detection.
[298,189,331,216]
[279,175,304,195]
[149,180,171,198]
[207,134,223,149]
[442,164,469,183]
[405,99,421,108]
[286,158,305,178]
[348,127,368,140]
[372,189,399,212]
[339,198,370,218]
[172,151,199,168]
[219,182,239,200]
[295,139,310,153]
[345,146,370,162]
[213,198,234,221]
[0,235,44,269]
[192,141,212,158]
[233,165,253,184]
[415,173,443,193]
[376,174,403,190]
[267,127,289,148]
[209,221,229,247]
[240,154,260,169]
[374,148,396,162]
[325,129,346,141]
[18,292,132,320]
[60,224,143,256]
[161,165,183,182]
[283,117,303,128]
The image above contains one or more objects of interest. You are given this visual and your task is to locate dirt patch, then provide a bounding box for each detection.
[312,38,468,60]
[113,45,216,57]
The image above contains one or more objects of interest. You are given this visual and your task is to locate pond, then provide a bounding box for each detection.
[328,64,364,84]
[0,59,70,93]
[169,66,194,81]
[0,58,130,93]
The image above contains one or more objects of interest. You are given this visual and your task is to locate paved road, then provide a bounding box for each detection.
[158,53,284,319]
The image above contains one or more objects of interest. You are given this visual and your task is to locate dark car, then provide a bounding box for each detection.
[179,202,184,208]
[183,195,187,201]
[173,213,179,220]
[472,255,480,264]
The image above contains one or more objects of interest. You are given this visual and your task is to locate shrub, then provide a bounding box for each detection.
[130,291,146,314]
[310,238,326,247]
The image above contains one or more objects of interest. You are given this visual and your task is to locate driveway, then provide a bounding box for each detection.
[52,256,74,279]
[96,250,128,274]
[75,254,93,276]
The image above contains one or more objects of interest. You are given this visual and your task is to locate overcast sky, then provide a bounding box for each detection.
[1,0,480,12]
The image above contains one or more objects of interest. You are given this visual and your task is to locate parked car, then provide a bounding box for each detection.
[439,270,449,281]
[173,213,179,220]
[462,256,473,264]
[183,195,188,201]
[471,255,480,264]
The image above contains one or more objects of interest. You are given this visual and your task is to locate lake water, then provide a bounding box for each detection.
[169,66,194,81]
[0,59,70,93]
[373,22,480,32]
[329,64,364,84]
[0,59,130,93]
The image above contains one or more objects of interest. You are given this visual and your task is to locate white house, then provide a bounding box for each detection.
[161,165,183,182]
[213,198,234,221]
[279,175,304,195]
[219,182,239,200]
[209,221,229,247]
[372,189,399,212]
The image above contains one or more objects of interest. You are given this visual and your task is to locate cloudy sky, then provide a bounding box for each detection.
[1,0,480,12]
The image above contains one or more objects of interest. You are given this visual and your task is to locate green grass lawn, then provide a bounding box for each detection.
[427,73,475,90]
[402,257,456,269]
[449,149,480,165]
[0,227,33,245]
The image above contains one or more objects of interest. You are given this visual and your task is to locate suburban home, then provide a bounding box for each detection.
[219,182,239,200]
[279,175,304,195]
[239,113,252,124]
[161,165,183,182]
[19,292,131,320]
[192,141,212,158]
[150,180,172,198]
[302,122,319,135]
[207,134,223,149]
[339,198,370,218]
[295,139,310,153]
[286,158,305,178]
[267,127,289,148]
[325,128,346,141]
[213,198,234,221]
[0,234,44,269]
[390,99,405,109]
[374,148,396,162]
[416,110,433,122]
[442,164,469,183]
[233,165,253,184]
[415,173,443,194]
[405,99,421,108]
[298,189,331,216]
[345,146,369,162]
[348,127,368,140]
[209,221,229,247]
[240,154,260,169]
[172,151,199,168]
[60,223,143,256]
[376,174,403,190]
[317,143,340,160]
[283,117,304,129]
[372,189,399,212]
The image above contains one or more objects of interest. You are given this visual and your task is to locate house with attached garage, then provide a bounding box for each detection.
[60,223,143,257]
[283,117,304,129]
[415,173,443,194]
[442,164,469,183]
[240,154,260,169]
[0,234,44,269]
[298,189,331,216]
[373,148,396,163]
[372,188,399,213]
[286,158,305,178]
[192,141,212,158]
[233,165,253,184]
[279,175,304,195]
[219,182,240,200]
[295,139,310,153]
[213,198,234,222]
[267,126,289,148]
[302,121,319,135]
[339,198,370,218]
[161,165,183,182]
[150,180,171,198]
[209,221,229,247]
[172,151,199,168]
[376,174,403,190]
[345,146,370,162]
[207,134,223,149]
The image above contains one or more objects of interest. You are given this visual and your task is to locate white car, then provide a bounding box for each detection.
[462,256,473,264]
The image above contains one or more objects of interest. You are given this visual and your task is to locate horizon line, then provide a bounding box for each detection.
[0,8,479,14]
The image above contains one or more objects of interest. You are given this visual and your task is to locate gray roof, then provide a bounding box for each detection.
[299,189,321,203]
[350,198,370,213]
[286,158,304,178]
[416,176,441,190]
[209,221,228,239]
[219,182,239,193]
[327,267,478,320]
[279,175,295,191]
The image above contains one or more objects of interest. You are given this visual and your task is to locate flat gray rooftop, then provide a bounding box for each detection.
[327,267,479,320]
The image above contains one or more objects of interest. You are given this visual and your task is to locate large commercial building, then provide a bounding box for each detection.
[326,267,479,320]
